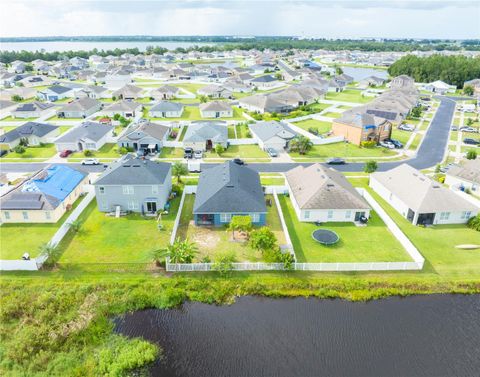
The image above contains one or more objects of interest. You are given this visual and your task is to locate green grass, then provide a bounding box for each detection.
[58,126,73,135]
[159,147,184,158]
[322,112,341,118]
[408,134,423,151]
[47,116,84,121]
[174,83,207,94]
[279,195,409,263]
[228,125,236,139]
[1,116,38,122]
[292,119,332,134]
[68,143,120,159]
[178,126,188,141]
[235,123,250,138]
[205,144,268,159]
[0,126,18,133]
[0,197,83,259]
[146,106,245,121]
[58,197,180,264]
[325,89,373,104]
[449,131,460,142]
[289,142,396,159]
[1,143,57,159]
[391,129,413,145]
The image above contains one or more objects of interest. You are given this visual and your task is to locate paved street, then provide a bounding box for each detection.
[0,96,457,174]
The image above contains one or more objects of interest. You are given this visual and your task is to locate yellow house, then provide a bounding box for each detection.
[0,166,88,223]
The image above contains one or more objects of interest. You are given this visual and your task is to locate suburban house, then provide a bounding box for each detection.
[104,70,132,89]
[390,75,415,89]
[370,164,477,226]
[199,101,233,118]
[250,75,279,90]
[0,165,88,223]
[57,98,102,119]
[332,112,392,145]
[358,76,386,89]
[0,100,17,119]
[183,121,228,151]
[197,84,233,99]
[150,85,180,100]
[423,80,456,94]
[149,101,184,118]
[445,159,480,193]
[0,122,59,150]
[93,154,172,214]
[102,100,142,118]
[193,161,267,226]
[55,121,114,152]
[19,75,52,88]
[273,85,326,107]
[285,164,371,223]
[118,121,170,153]
[249,121,296,150]
[11,101,55,119]
[112,84,144,100]
[37,85,73,102]
[75,85,109,100]
[239,93,294,114]
[464,78,480,95]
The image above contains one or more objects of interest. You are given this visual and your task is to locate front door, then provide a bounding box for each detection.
[146,202,157,213]
[354,211,365,221]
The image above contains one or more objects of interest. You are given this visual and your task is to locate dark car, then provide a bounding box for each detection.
[184,147,194,159]
[233,158,245,165]
[463,138,480,145]
[59,150,73,158]
[326,157,346,165]
[0,149,8,157]
[266,148,278,157]
[385,138,403,149]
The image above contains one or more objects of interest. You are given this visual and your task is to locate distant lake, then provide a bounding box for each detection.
[115,294,480,377]
[341,66,389,81]
[0,41,219,52]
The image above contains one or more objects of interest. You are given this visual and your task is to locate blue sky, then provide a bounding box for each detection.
[0,1,479,39]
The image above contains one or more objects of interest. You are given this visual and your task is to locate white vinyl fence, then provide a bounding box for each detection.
[228,138,257,145]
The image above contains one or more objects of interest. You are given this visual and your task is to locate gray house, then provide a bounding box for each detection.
[57,97,102,118]
[0,122,59,149]
[183,121,228,151]
[55,121,113,152]
[149,101,184,118]
[94,154,172,214]
[249,121,296,151]
[118,121,170,153]
[193,161,267,226]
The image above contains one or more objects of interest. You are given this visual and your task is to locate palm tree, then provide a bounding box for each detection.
[172,162,188,184]
[152,238,198,264]
[289,136,313,155]
[39,242,61,268]
[150,248,169,266]
[68,219,83,233]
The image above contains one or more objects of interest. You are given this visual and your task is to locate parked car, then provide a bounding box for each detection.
[81,158,100,165]
[379,140,395,149]
[460,127,478,133]
[193,150,203,159]
[0,150,8,157]
[463,138,480,145]
[326,157,346,165]
[385,138,403,149]
[184,147,193,159]
[233,158,245,165]
[59,150,73,158]
[266,148,278,157]
[439,163,455,173]
[398,124,415,132]
[451,126,458,131]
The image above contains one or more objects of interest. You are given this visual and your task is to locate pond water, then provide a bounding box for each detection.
[341,66,389,81]
[115,294,480,377]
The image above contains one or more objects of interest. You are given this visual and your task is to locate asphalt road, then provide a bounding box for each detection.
[0,96,457,174]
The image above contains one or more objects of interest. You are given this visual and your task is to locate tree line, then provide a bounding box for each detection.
[388,55,480,88]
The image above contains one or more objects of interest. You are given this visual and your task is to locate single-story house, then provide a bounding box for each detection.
[37,85,73,102]
[250,75,278,90]
[183,121,228,151]
[55,121,114,152]
[102,100,142,118]
[332,112,392,145]
[112,84,144,100]
[445,159,480,193]
[11,101,55,119]
[150,85,180,100]
[76,85,109,100]
[423,80,456,95]
[93,154,172,214]
[0,165,88,223]
[0,122,59,149]
[104,70,132,90]
[19,75,52,88]
[238,93,294,114]
[199,101,233,118]
[197,84,233,99]
[118,121,170,153]
[334,73,354,86]
[370,164,477,226]
[0,100,17,119]
[149,101,184,118]
[57,97,102,119]
[358,76,386,89]
[249,121,296,150]
[193,160,267,226]
[285,164,371,222]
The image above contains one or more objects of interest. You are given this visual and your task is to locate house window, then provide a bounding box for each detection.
[250,213,260,223]
[128,201,137,210]
[152,185,158,194]
[304,211,310,220]
[45,211,51,220]
[4,211,10,220]
[123,185,134,195]
[22,211,29,220]
[327,210,333,219]
[99,186,105,195]
[220,213,231,223]
[345,210,351,219]
[439,212,450,221]
[85,143,96,149]
[461,211,472,220]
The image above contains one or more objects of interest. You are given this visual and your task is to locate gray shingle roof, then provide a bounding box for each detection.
[249,121,296,142]
[0,122,57,143]
[15,101,54,112]
[183,122,228,143]
[251,75,277,83]
[55,122,113,143]
[120,121,170,142]
[94,154,171,185]
[193,161,267,214]
[447,159,480,185]
[150,101,184,112]
[43,85,71,95]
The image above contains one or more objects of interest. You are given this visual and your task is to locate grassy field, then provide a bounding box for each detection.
[322,112,341,118]
[68,143,120,159]
[325,89,373,104]
[391,129,413,145]
[408,134,423,151]
[278,196,409,263]
[292,119,332,134]
[58,197,180,264]
[290,142,397,159]
[1,143,57,160]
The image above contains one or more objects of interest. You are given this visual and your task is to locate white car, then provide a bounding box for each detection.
[379,140,395,149]
[81,158,100,165]
[399,124,415,132]
[193,150,203,159]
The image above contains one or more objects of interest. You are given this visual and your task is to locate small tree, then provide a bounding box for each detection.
[466,150,477,160]
[19,137,29,147]
[172,162,188,184]
[154,238,198,264]
[364,160,378,173]
[68,219,83,233]
[411,106,422,118]
[249,227,277,251]
[199,95,208,103]
[464,85,474,96]
[214,144,225,156]
[11,94,23,102]
[40,243,61,268]
[83,149,93,157]
[13,145,25,154]
[113,113,121,121]
[150,248,169,267]
[467,214,480,231]
[111,96,117,102]
[466,118,474,126]
[289,136,313,155]
[212,251,236,276]
[228,215,252,240]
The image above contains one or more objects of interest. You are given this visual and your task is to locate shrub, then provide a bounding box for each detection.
[308,127,319,135]
[466,150,477,160]
[13,145,25,154]
[364,160,378,173]
[249,227,277,251]
[360,140,376,148]
[19,137,29,147]
[119,147,128,155]
[214,144,225,155]
[113,113,120,121]
[437,176,445,183]
[83,149,93,157]
[213,251,236,276]
[467,214,480,231]
[11,94,23,102]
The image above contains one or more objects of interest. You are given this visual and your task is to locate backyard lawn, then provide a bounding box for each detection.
[176,194,285,262]
[289,142,397,160]
[292,119,332,134]
[325,89,373,104]
[322,112,341,118]
[278,195,409,263]
[58,196,181,264]
[228,125,236,138]
[1,143,57,160]
[0,196,83,260]
[235,123,250,138]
